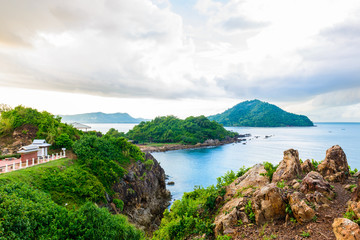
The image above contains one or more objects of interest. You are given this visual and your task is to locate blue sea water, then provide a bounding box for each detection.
[89,122,360,202]
[150,123,360,202]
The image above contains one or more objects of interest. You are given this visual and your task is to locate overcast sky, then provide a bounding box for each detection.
[0,0,360,121]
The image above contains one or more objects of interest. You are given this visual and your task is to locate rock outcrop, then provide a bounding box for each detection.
[318,145,349,182]
[301,159,315,174]
[111,153,170,232]
[225,164,269,200]
[332,218,360,240]
[272,149,302,183]
[288,192,315,223]
[300,171,336,199]
[252,183,286,224]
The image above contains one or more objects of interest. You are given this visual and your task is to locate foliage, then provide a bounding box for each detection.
[73,134,144,191]
[216,170,237,188]
[261,162,278,182]
[126,115,238,144]
[208,99,314,127]
[53,133,73,149]
[153,169,241,240]
[245,200,255,222]
[276,180,285,189]
[311,159,320,169]
[144,159,154,170]
[216,235,232,240]
[0,182,144,239]
[0,153,21,160]
[349,166,359,176]
[236,166,251,177]
[0,105,81,144]
[300,231,310,238]
[0,158,105,208]
[113,199,124,211]
[105,128,127,138]
[344,209,360,224]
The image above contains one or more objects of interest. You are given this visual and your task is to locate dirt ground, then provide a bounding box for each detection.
[231,181,354,240]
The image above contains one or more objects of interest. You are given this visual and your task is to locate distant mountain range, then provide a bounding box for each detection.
[60,112,148,124]
[208,99,314,127]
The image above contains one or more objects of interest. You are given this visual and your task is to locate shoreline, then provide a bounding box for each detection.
[137,136,248,153]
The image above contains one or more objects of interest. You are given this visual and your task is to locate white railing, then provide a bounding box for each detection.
[0,151,66,174]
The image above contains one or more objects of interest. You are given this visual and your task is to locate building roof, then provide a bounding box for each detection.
[70,122,91,130]
[32,139,51,147]
[18,145,39,154]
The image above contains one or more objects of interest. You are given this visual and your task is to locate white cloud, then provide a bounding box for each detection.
[0,0,360,121]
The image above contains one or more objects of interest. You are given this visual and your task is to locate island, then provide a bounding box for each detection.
[208,99,314,127]
[126,115,239,151]
[61,112,147,123]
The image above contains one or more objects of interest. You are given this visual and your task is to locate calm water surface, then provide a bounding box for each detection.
[152,123,360,201]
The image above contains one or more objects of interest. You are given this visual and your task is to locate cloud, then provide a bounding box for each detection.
[0,0,360,123]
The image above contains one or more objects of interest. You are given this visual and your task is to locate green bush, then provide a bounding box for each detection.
[245,200,255,222]
[73,134,144,191]
[311,159,320,169]
[0,105,81,144]
[53,133,73,149]
[113,199,124,211]
[236,166,251,177]
[0,182,144,239]
[262,162,278,182]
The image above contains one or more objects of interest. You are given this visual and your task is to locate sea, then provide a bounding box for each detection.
[89,122,360,202]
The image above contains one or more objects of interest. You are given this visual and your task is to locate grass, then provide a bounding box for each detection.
[139,142,182,147]
[0,158,105,209]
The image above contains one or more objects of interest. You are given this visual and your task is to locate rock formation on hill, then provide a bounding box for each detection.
[212,145,359,239]
[107,153,170,233]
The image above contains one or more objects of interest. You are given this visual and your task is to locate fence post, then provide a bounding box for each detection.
[5,164,8,172]
[13,162,15,170]
[26,159,28,167]
[56,153,58,159]
[38,157,40,164]
[32,158,34,166]
[52,154,54,160]
[20,161,22,169]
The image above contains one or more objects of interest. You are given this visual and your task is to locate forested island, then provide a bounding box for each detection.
[208,99,314,127]
[126,115,238,145]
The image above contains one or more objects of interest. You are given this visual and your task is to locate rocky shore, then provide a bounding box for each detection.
[105,153,171,234]
[137,136,247,153]
[212,145,360,239]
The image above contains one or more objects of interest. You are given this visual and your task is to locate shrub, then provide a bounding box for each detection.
[245,200,255,223]
[54,133,73,149]
[262,162,278,182]
[144,159,154,170]
[311,159,320,169]
[276,180,285,189]
[0,153,21,160]
[113,199,124,211]
[236,166,251,177]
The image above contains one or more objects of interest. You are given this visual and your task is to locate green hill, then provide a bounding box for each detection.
[208,100,314,127]
[126,115,238,144]
[61,112,147,123]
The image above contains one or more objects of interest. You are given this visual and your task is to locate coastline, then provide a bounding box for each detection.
[137,136,246,153]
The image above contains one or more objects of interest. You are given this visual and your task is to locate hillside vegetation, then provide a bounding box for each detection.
[0,105,81,147]
[208,99,314,127]
[126,115,238,144]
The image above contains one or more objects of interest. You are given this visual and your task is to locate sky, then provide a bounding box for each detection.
[0,0,360,121]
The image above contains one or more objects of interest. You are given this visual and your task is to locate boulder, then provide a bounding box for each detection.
[301,159,315,174]
[214,197,248,236]
[252,183,286,224]
[272,149,302,183]
[332,218,360,240]
[300,171,336,199]
[225,164,269,200]
[289,192,315,223]
[317,145,349,182]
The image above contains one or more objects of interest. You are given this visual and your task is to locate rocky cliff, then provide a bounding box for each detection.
[107,153,170,233]
[213,145,360,240]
